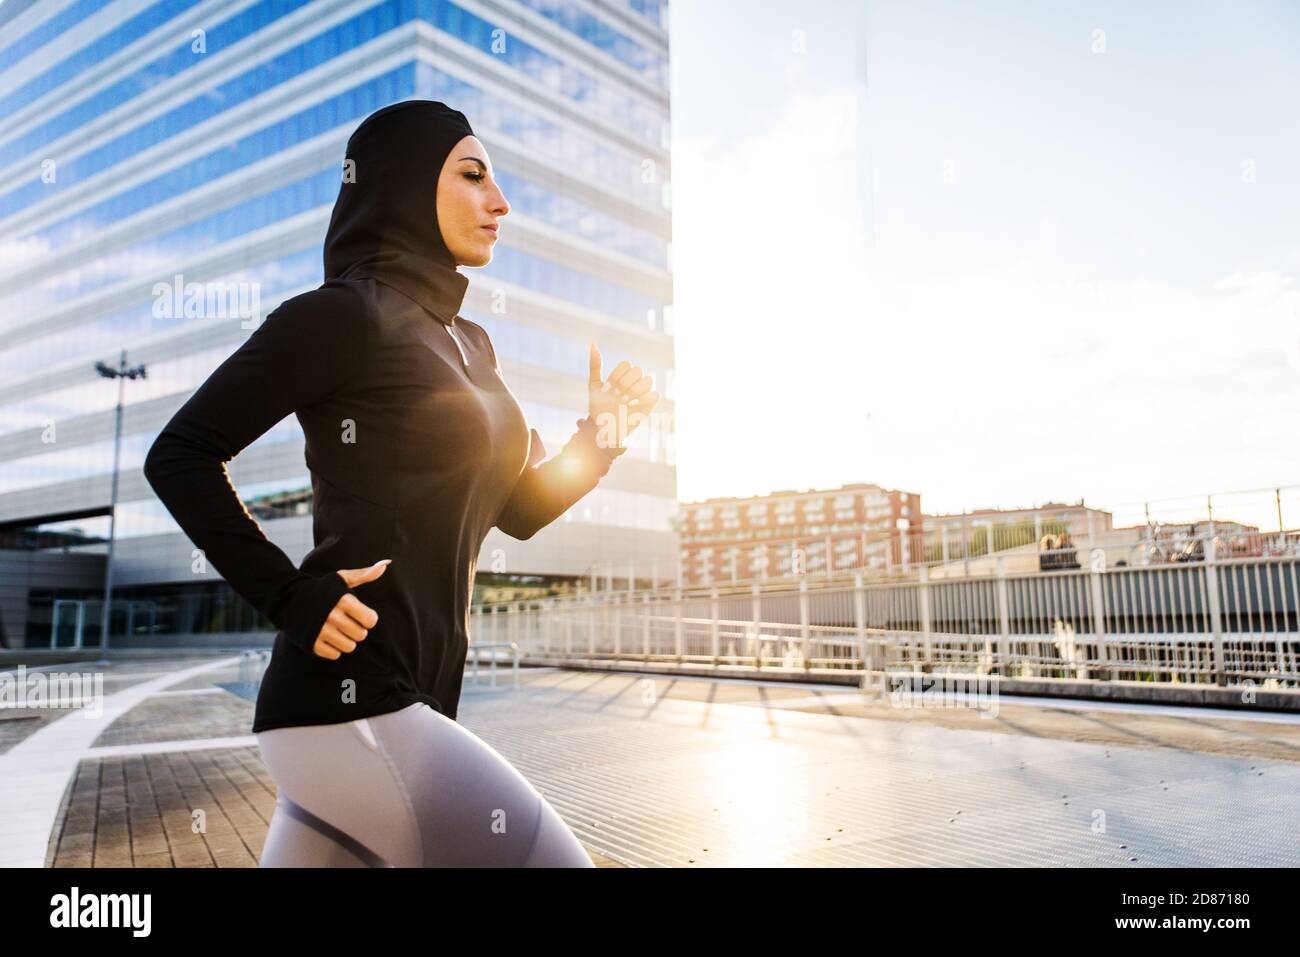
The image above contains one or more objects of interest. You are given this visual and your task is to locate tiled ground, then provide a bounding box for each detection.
[45,735,626,868]
[47,740,625,867]
[15,658,1300,868]
[50,746,273,868]
[90,693,255,747]
[0,660,193,755]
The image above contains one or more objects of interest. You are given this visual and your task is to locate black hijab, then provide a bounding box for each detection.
[323,99,476,325]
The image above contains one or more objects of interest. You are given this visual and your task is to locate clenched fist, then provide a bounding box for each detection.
[588,342,660,453]
[311,558,390,660]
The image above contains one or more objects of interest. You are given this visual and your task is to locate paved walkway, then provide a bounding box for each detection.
[4,656,1298,866]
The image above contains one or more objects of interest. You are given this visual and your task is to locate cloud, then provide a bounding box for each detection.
[670,84,1300,513]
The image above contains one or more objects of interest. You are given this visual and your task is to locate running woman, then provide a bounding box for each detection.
[143,100,660,867]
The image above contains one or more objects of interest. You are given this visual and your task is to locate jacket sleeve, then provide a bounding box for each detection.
[142,286,368,655]
[494,417,625,541]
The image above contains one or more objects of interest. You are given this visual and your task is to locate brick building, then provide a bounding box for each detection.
[676,483,922,585]
[921,502,1117,556]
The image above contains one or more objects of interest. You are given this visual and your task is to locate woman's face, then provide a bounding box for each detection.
[436,134,509,268]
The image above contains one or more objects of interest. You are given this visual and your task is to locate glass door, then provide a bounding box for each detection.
[51,599,86,649]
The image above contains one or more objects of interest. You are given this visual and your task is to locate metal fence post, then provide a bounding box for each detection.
[564,598,572,659]
[919,564,932,663]
[525,602,533,656]
[799,578,810,672]
[674,586,684,662]
[1204,537,1226,687]
[1089,548,1111,680]
[710,585,720,664]
[751,580,762,669]
[613,594,622,660]
[643,592,651,661]
[854,572,870,691]
[995,557,1012,675]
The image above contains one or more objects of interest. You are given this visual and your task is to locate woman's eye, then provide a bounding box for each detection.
[464,172,484,182]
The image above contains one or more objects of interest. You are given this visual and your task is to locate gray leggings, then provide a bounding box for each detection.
[255,701,594,867]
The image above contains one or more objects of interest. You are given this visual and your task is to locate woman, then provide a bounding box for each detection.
[143,100,659,867]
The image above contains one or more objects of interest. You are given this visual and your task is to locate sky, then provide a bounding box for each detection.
[667,0,1300,529]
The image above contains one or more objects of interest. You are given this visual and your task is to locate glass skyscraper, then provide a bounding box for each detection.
[0,0,676,649]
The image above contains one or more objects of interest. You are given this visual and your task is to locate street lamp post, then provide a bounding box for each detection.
[94,350,147,666]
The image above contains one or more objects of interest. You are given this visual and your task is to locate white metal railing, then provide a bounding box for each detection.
[471,540,1300,694]
[465,640,520,689]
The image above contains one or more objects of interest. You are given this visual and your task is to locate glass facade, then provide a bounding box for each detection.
[0,0,675,646]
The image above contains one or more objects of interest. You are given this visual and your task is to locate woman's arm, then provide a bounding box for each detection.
[142,284,369,654]
[494,418,624,540]
[493,341,658,541]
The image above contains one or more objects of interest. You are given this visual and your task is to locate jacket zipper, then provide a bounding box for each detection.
[444,322,469,370]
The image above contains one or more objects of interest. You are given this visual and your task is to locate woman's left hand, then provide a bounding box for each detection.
[588,342,660,452]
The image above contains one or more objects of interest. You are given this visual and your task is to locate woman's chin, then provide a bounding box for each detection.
[460,247,492,268]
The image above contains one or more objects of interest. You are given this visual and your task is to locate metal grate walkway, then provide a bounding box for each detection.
[456,673,1300,867]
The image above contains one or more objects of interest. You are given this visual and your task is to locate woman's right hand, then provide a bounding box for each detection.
[311,559,391,660]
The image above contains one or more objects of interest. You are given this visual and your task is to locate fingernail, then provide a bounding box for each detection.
[375,558,392,566]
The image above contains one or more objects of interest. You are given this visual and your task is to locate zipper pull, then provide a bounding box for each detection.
[444,323,469,370]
